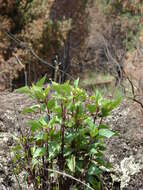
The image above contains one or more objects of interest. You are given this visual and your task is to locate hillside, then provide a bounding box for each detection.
[0,1,143,190]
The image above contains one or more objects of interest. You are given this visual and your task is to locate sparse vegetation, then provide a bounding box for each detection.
[101,0,143,51]
[1,1,143,190]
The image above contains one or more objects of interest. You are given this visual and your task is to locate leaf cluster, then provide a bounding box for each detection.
[12,76,121,190]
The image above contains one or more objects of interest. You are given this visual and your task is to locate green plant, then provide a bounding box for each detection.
[12,76,120,190]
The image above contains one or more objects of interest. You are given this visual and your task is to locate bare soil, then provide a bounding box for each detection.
[104,101,143,190]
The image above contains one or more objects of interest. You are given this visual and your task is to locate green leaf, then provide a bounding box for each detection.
[87,175,101,190]
[48,141,60,160]
[89,148,98,156]
[87,104,97,113]
[76,160,83,172]
[61,82,71,94]
[90,126,98,138]
[99,129,115,138]
[86,119,98,137]
[101,97,121,117]
[43,114,50,123]
[35,132,47,141]
[95,157,105,166]
[32,85,44,100]
[28,120,42,132]
[64,148,73,157]
[40,116,48,126]
[36,75,46,87]
[32,158,39,168]
[16,86,31,94]
[12,133,19,141]
[22,104,40,114]
[66,118,75,128]
[110,97,121,109]
[52,81,71,95]
[74,78,79,88]
[65,132,78,144]
[12,144,22,152]
[47,99,55,109]
[33,147,46,158]
[53,105,62,116]
[88,163,101,175]
[90,142,106,151]
[67,155,76,173]
[37,176,41,188]
[44,86,50,96]
[98,124,108,129]
[79,128,88,137]
[94,89,103,105]
[31,146,36,155]
[73,88,86,102]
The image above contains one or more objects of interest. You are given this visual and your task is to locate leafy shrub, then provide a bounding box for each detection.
[12,76,120,190]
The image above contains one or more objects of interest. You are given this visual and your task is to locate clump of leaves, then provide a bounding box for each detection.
[12,76,121,190]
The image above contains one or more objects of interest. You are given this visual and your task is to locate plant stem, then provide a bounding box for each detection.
[61,103,65,171]
[59,103,66,189]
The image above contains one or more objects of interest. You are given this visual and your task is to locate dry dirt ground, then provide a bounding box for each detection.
[0,91,143,190]
[104,101,143,190]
